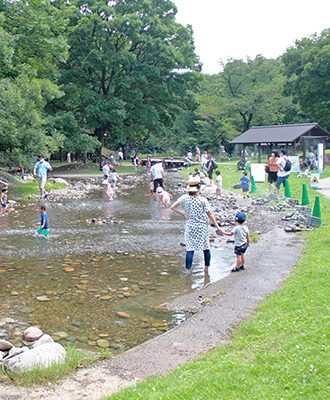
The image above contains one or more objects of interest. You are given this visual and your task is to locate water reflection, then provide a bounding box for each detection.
[0,173,235,352]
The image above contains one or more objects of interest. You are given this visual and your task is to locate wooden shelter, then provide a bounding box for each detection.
[229,123,330,162]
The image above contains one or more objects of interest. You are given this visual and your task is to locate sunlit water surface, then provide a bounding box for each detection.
[0,173,235,352]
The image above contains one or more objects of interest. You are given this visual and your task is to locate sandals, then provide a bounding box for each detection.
[231,265,245,273]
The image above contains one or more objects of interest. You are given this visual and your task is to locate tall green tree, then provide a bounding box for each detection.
[282,29,330,129]
[0,0,70,168]
[55,0,200,154]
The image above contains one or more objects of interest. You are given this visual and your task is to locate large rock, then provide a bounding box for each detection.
[23,326,43,341]
[0,340,13,351]
[32,334,54,348]
[4,342,66,373]
[53,178,69,185]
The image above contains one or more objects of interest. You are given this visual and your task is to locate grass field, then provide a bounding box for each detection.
[103,163,330,400]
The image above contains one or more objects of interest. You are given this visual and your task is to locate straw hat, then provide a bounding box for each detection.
[187,176,201,192]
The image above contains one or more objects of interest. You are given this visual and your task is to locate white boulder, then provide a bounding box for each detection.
[4,342,66,373]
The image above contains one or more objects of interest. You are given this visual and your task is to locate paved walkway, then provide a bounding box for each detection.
[317,176,330,200]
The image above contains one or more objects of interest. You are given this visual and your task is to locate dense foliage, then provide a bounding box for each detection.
[0,0,328,167]
[282,29,330,130]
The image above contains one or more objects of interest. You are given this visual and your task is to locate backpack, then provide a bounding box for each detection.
[211,160,218,170]
[283,158,291,172]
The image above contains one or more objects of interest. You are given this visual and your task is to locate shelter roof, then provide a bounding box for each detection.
[230,123,330,145]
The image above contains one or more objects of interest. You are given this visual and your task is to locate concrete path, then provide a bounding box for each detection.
[317,176,330,200]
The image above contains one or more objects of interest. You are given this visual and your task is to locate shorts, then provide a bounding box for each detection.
[234,243,248,255]
[1,202,7,208]
[153,178,163,190]
[37,227,49,236]
[119,157,123,162]
[242,187,249,192]
[268,171,278,183]
[276,175,289,189]
[38,176,47,189]
[112,179,117,184]
[207,170,213,179]
[216,185,222,190]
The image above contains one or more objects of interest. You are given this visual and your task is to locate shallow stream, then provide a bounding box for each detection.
[0,173,235,352]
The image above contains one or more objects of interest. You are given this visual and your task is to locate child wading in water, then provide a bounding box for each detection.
[102,178,114,200]
[215,170,222,199]
[110,169,122,189]
[156,187,173,207]
[218,212,249,272]
[37,204,50,237]
[1,188,8,215]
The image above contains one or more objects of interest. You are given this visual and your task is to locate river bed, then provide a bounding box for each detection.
[0,172,235,352]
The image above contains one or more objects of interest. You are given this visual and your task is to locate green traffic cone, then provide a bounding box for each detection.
[312,195,321,224]
[250,175,257,193]
[284,179,292,198]
[301,183,310,206]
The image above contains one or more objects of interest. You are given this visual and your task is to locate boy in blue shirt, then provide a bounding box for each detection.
[240,172,250,198]
[37,204,50,236]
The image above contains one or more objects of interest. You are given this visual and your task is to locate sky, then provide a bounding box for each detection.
[173,0,330,75]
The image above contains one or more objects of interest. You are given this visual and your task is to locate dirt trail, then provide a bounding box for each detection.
[0,223,304,400]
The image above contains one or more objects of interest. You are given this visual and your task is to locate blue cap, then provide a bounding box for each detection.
[235,212,246,221]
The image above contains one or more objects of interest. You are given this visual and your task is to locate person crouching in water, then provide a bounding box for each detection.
[171,176,221,275]
[218,212,249,273]
[37,204,50,237]
[156,187,173,207]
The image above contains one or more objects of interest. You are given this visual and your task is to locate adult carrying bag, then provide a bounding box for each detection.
[283,158,292,172]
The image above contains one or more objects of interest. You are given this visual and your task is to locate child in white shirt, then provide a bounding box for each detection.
[156,187,173,207]
[215,170,222,199]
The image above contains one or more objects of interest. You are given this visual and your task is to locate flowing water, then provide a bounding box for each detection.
[0,173,235,352]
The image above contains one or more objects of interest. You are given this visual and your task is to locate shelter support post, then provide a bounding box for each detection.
[257,144,261,163]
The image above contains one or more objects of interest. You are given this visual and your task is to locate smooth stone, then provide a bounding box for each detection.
[52,331,68,339]
[24,327,43,342]
[96,339,109,348]
[76,336,88,342]
[87,341,97,346]
[152,322,164,328]
[4,342,66,373]
[32,334,54,348]
[36,295,51,302]
[116,311,130,319]
[7,346,28,359]
[3,318,15,323]
[99,295,112,300]
[0,340,14,351]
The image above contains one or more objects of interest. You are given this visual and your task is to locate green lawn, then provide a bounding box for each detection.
[104,163,330,400]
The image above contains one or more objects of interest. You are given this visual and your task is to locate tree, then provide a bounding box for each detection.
[0,0,69,168]
[282,29,330,129]
[55,0,200,153]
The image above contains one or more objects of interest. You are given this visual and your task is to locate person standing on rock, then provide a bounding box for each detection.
[171,176,221,276]
[150,161,165,191]
[33,155,52,199]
